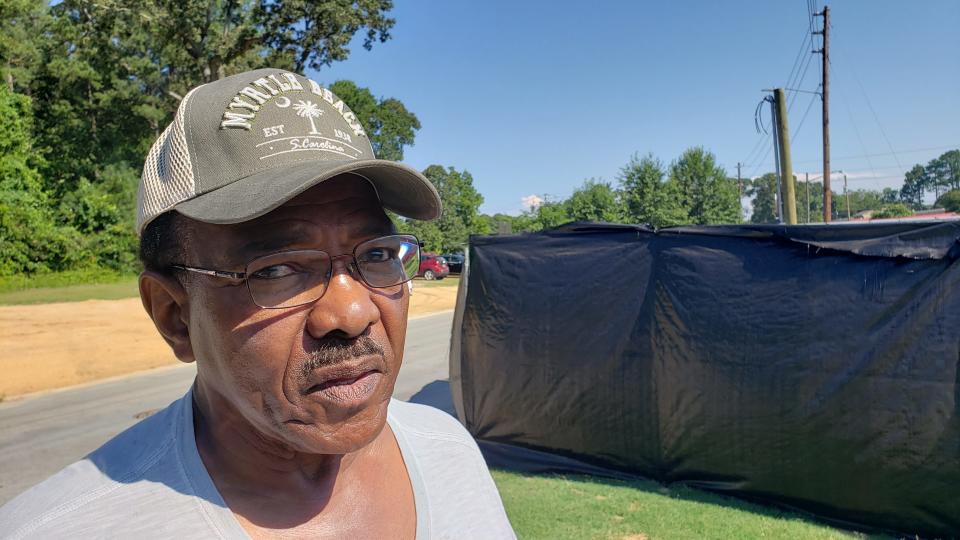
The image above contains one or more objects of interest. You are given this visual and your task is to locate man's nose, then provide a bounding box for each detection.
[305,259,380,339]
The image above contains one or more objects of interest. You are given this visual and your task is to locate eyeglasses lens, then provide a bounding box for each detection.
[244,235,420,309]
[355,235,420,287]
[246,251,331,309]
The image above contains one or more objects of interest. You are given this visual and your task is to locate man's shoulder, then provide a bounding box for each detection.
[386,399,489,481]
[0,397,186,539]
[388,400,517,538]
[387,399,473,444]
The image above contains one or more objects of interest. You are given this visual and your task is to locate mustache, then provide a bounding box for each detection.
[300,335,385,378]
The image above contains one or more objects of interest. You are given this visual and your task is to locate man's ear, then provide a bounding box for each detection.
[139,271,195,364]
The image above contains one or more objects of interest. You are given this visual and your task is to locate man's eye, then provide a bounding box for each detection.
[251,264,298,279]
[358,247,394,263]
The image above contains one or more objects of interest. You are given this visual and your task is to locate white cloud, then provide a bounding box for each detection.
[521,194,544,210]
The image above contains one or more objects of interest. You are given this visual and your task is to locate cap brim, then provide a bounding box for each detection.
[171,159,441,226]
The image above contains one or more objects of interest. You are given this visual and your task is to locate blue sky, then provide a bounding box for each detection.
[313,1,960,215]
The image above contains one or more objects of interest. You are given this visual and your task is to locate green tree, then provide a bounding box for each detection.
[45,0,395,95]
[881,187,900,204]
[938,150,960,191]
[328,80,420,161]
[872,203,914,219]
[925,156,950,202]
[0,85,80,274]
[477,213,508,235]
[1,1,409,275]
[937,189,960,212]
[565,180,625,223]
[795,178,825,223]
[834,189,884,220]
[0,0,45,92]
[747,173,778,224]
[528,199,570,231]
[670,147,741,224]
[924,150,960,199]
[399,165,486,253]
[618,153,687,228]
[900,165,927,209]
[30,0,396,186]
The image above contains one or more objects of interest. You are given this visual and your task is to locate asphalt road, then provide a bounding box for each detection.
[0,310,455,505]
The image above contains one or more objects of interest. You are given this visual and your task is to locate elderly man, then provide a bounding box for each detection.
[0,69,514,539]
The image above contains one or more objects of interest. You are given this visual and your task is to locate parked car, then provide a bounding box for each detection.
[418,254,449,280]
[441,253,464,274]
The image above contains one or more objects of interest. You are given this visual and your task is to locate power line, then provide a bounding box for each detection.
[791,85,820,143]
[742,97,774,168]
[746,140,774,178]
[743,0,815,169]
[744,139,771,172]
[830,29,903,172]
[838,79,880,183]
[798,163,922,177]
[787,51,816,114]
[742,133,768,171]
[784,29,812,93]
[792,145,959,164]
[742,0,821,184]
[783,87,821,96]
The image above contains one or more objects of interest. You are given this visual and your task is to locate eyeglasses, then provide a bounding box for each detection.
[171,234,420,309]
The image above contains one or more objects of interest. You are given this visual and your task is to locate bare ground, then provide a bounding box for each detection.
[0,286,458,399]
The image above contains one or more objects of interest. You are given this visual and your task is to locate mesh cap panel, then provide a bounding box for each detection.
[137,88,199,232]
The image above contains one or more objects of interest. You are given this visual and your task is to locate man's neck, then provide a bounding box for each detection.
[188,379,416,538]
[190,380,376,501]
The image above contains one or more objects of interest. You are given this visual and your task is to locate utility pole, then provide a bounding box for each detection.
[737,162,742,199]
[805,172,811,223]
[814,5,831,222]
[769,96,783,222]
[773,88,797,224]
[843,171,851,220]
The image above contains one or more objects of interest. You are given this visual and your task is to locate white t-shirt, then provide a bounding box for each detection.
[0,389,515,539]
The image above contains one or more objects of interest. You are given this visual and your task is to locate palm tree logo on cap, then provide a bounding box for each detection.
[293,100,324,135]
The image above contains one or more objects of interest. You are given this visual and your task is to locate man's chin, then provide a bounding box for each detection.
[280,397,391,455]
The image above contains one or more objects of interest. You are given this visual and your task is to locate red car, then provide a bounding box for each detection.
[417,254,450,280]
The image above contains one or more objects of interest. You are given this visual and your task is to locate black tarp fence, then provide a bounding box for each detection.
[449,221,960,537]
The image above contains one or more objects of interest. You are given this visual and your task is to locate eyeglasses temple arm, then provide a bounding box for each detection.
[171,265,246,280]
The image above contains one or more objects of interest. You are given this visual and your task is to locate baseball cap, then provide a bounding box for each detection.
[136,68,441,235]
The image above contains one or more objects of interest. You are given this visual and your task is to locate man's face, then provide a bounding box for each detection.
[178,175,408,455]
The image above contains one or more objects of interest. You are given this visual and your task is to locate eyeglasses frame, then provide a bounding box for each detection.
[170,234,421,309]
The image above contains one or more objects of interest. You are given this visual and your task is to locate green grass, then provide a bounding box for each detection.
[491,470,889,540]
[0,268,138,293]
[413,275,461,287]
[0,277,140,305]
[0,269,140,305]
[0,271,459,305]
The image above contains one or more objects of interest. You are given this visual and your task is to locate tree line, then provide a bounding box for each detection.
[0,0,743,273]
[482,148,742,237]
[403,147,743,254]
[2,2,956,276]
[898,150,960,210]
[746,148,960,224]
[0,0,418,277]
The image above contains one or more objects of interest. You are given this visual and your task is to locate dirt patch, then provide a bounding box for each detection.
[0,286,458,398]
